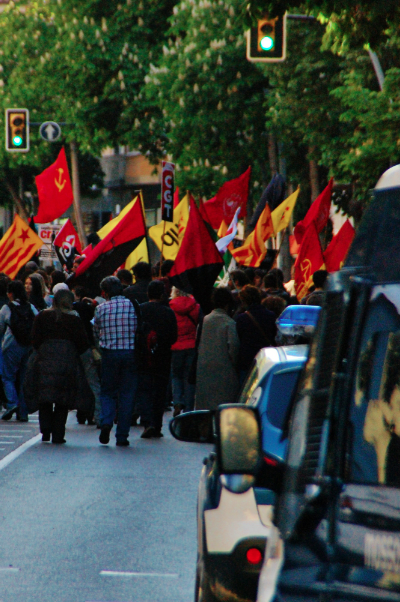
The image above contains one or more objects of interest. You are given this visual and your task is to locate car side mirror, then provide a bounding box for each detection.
[216,405,262,493]
[169,410,214,443]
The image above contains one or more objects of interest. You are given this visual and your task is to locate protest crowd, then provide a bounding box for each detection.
[0,156,356,446]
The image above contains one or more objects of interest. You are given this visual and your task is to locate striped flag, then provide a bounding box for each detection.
[0,215,43,279]
[232,203,274,267]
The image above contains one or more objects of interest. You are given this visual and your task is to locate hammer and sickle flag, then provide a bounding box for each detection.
[0,215,43,279]
[294,221,325,301]
[34,147,74,224]
[148,194,190,261]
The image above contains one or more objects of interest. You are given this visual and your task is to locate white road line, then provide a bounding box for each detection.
[0,442,16,445]
[0,435,23,438]
[0,567,19,573]
[100,570,179,578]
[0,434,41,472]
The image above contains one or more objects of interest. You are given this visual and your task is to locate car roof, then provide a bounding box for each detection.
[254,345,308,382]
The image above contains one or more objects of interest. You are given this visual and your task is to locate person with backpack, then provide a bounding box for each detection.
[0,280,38,421]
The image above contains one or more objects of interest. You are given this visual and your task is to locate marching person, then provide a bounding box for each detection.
[0,280,38,422]
[94,276,138,447]
[27,289,91,444]
[139,280,177,439]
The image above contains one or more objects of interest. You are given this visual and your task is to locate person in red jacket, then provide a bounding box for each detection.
[169,287,200,416]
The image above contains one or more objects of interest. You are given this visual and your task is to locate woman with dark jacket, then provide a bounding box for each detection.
[28,289,90,444]
[236,285,277,383]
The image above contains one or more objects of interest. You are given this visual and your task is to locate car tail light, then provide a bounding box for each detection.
[264,455,279,467]
[246,547,263,565]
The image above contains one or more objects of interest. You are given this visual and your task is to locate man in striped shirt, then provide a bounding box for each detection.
[94,276,137,447]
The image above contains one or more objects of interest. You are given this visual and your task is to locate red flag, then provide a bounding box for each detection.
[169,196,224,313]
[324,219,355,273]
[289,234,300,256]
[53,219,82,269]
[204,167,251,229]
[173,186,180,209]
[34,147,74,224]
[294,178,333,244]
[294,222,325,301]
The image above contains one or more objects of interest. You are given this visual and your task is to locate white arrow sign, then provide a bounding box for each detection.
[39,121,61,142]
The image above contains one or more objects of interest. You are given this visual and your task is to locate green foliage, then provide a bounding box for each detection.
[142,0,271,201]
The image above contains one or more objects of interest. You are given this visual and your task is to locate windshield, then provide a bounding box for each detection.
[266,370,302,430]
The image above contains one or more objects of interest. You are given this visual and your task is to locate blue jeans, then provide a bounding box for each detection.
[100,349,137,441]
[171,348,196,411]
[2,340,30,418]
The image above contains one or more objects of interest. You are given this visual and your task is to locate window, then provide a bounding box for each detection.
[266,370,301,430]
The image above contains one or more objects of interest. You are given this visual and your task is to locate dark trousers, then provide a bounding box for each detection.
[137,370,170,433]
[38,404,69,441]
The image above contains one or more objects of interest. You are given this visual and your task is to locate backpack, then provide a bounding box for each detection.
[7,302,35,347]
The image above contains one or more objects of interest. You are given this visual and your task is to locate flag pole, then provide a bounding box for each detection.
[159,219,166,277]
[70,140,88,249]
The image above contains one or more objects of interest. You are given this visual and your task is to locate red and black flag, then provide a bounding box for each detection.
[69,198,146,295]
[169,196,224,313]
[53,219,82,270]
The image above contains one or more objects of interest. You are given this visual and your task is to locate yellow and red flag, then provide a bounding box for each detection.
[232,203,274,267]
[0,215,43,278]
[271,188,300,234]
[294,222,325,301]
[97,194,149,269]
[324,219,355,273]
[34,147,74,224]
[148,193,190,261]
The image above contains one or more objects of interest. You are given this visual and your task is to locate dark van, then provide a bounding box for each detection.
[259,167,400,602]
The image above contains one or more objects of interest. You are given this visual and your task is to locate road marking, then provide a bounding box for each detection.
[0,434,41,472]
[100,570,179,578]
[0,435,23,438]
[0,442,16,445]
[0,567,19,573]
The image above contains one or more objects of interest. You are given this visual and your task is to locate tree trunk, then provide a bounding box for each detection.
[268,133,278,177]
[308,146,320,202]
[5,180,29,223]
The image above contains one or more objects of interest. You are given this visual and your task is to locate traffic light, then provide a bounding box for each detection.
[5,108,29,152]
[246,13,287,62]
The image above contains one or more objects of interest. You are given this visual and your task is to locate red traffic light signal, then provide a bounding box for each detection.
[247,13,287,62]
[5,108,29,152]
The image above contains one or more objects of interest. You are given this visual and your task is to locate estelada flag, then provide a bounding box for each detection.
[203,166,251,229]
[34,147,74,224]
[97,194,149,269]
[271,188,300,234]
[169,195,224,313]
[294,178,333,244]
[324,219,355,273]
[70,198,146,295]
[294,221,325,301]
[232,203,274,267]
[0,215,43,279]
[148,194,190,261]
[53,219,82,270]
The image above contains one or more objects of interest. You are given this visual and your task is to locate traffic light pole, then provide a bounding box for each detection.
[70,140,88,248]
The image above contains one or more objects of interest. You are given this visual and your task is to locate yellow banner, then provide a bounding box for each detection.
[148,194,189,261]
[271,188,300,235]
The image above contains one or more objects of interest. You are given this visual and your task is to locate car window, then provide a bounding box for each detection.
[349,286,400,487]
[265,370,301,430]
[238,361,259,404]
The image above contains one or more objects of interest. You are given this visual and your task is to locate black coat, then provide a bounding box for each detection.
[24,339,94,413]
[236,304,277,372]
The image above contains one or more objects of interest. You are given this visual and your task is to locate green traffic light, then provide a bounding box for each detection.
[13,135,23,146]
[260,36,274,51]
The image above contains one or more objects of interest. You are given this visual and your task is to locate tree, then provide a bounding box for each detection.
[142,0,273,201]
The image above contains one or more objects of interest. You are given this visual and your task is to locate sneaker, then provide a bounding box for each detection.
[153,431,164,438]
[52,438,66,444]
[99,426,111,445]
[41,430,51,442]
[141,426,156,439]
[1,406,18,421]
[116,439,130,447]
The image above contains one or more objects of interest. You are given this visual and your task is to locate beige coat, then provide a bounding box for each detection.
[195,308,240,410]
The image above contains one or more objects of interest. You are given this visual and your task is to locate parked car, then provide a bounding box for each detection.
[170,341,309,602]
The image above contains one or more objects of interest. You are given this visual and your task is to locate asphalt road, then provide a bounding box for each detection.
[0,410,209,602]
